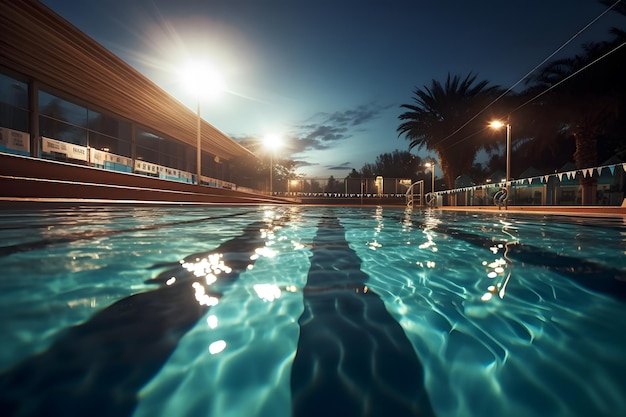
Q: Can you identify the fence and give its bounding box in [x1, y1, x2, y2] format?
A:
[430, 161, 625, 207]
[278, 177, 415, 198]
[276, 161, 625, 207]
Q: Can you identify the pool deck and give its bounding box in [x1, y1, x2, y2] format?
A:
[297, 198, 626, 218]
[433, 205, 626, 218]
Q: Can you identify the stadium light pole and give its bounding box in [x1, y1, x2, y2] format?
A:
[489, 120, 511, 187]
[263, 134, 282, 195]
[424, 161, 436, 194]
[425, 160, 437, 206]
[196, 100, 202, 184]
[180, 60, 225, 185]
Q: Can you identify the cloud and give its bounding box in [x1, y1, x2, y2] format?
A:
[305, 125, 349, 142]
[293, 102, 390, 153]
[293, 160, 318, 168]
[326, 162, 352, 170]
[289, 136, 331, 153]
[231, 102, 392, 174]
[327, 104, 386, 126]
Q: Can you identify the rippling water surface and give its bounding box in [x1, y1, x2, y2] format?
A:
[0, 205, 624, 417]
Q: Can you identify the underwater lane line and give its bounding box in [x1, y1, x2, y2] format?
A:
[397, 212, 626, 301]
[0, 215, 278, 417]
[291, 209, 436, 417]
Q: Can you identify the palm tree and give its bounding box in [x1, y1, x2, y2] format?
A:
[397, 73, 504, 188]
[526, 36, 624, 204]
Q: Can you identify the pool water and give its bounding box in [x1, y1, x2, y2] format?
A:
[0, 205, 624, 417]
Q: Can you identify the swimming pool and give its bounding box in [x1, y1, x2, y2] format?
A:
[0, 205, 624, 417]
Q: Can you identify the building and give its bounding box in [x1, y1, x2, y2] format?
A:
[0, 0, 286, 204]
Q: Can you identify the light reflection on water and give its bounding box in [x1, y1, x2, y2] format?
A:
[0, 206, 624, 417]
[347, 207, 626, 417]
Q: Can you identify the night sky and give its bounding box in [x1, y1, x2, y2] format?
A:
[40, 0, 624, 178]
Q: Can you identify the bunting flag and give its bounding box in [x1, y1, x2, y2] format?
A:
[432, 162, 623, 196]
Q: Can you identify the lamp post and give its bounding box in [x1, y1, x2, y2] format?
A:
[196, 100, 202, 185]
[424, 161, 436, 194]
[269, 152, 273, 195]
[489, 121, 511, 186]
[180, 60, 225, 186]
[425, 161, 437, 206]
[263, 134, 282, 195]
[489, 120, 512, 208]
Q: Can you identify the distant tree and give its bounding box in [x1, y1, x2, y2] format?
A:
[230, 153, 298, 193]
[346, 168, 362, 179]
[324, 175, 342, 193]
[361, 150, 424, 179]
[273, 158, 298, 193]
[469, 162, 490, 185]
[230, 155, 264, 189]
[398, 73, 504, 188]
[361, 163, 376, 178]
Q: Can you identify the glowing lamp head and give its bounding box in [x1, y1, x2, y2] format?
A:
[489, 120, 505, 129]
[180, 60, 226, 100]
[263, 134, 282, 152]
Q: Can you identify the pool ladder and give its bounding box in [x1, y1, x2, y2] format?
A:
[405, 180, 424, 208]
[493, 187, 509, 210]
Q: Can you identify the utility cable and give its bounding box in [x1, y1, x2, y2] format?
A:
[432, 0, 623, 149]
[509, 39, 626, 114]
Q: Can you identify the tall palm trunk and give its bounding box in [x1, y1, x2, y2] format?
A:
[573, 130, 598, 205]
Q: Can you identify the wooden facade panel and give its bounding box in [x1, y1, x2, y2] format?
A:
[0, 0, 254, 161]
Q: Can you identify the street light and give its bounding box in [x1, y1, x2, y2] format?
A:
[424, 161, 437, 206]
[180, 60, 225, 185]
[196, 100, 201, 184]
[263, 134, 282, 195]
[489, 120, 512, 208]
[489, 121, 511, 185]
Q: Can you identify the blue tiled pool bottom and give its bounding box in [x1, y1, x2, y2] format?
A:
[0, 206, 624, 417]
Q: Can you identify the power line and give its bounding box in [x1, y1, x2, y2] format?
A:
[435, 0, 623, 149]
[509, 40, 626, 114]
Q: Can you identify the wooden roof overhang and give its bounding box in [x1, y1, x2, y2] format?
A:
[0, 0, 256, 161]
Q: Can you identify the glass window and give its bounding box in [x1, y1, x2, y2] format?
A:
[0, 73, 29, 133]
[0, 72, 28, 108]
[0, 102, 28, 133]
[88, 109, 131, 140]
[39, 90, 87, 127]
[39, 116, 87, 146]
[89, 132, 131, 157]
[136, 128, 194, 172]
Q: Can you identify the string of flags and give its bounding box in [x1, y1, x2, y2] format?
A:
[437, 162, 626, 195]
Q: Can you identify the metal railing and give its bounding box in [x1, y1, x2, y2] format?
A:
[430, 161, 625, 207]
[405, 180, 424, 208]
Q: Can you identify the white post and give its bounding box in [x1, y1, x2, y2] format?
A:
[196, 100, 202, 185]
[269, 153, 273, 195]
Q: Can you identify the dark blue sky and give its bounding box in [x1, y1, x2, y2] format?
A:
[41, 0, 624, 178]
